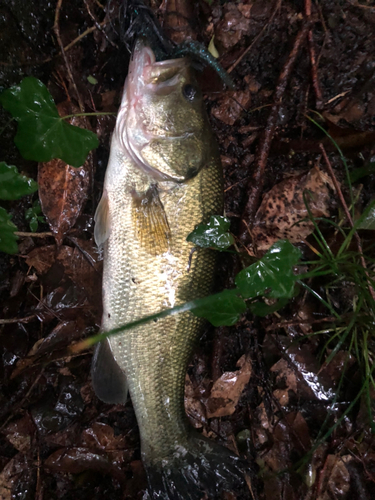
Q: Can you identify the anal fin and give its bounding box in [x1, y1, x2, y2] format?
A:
[132, 184, 171, 256]
[91, 339, 128, 404]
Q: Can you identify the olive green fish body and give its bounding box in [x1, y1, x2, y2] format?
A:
[92, 40, 245, 498]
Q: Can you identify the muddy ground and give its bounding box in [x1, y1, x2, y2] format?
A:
[1, 0, 375, 499]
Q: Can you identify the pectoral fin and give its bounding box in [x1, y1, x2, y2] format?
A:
[94, 190, 111, 248]
[132, 184, 171, 256]
[91, 339, 128, 404]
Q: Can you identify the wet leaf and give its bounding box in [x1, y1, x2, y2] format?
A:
[235, 240, 301, 299]
[211, 89, 252, 125]
[0, 207, 18, 254]
[0, 453, 31, 500]
[214, 3, 251, 50]
[38, 155, 91, 245]
[205, 355, 252, 418]
[187, 215, 234, 250]
[0, 77, 98, 167]
[25, 244, 56, 274]
[44, 447, 126, 481]
[0, 161, 38, 200]
[316, 455, 352, 499]
[251, 167, 333, 252]
[184, 374, 207, 428]
[192, 289, 247, 326]
[81, 422, 126, 451]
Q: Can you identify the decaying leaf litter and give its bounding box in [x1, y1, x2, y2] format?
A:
[1, 0, 375, 498]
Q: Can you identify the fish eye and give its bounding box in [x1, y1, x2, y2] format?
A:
[182, 84, 197, 102]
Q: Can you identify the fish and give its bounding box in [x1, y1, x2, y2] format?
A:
[91, 39, 245, 499]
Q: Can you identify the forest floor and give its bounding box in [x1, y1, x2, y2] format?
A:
[1, 0, 375, 499]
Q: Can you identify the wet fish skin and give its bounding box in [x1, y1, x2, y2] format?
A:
[92, 40, 245, 498]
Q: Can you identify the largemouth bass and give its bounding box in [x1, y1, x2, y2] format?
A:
[92, 40, 245, 499]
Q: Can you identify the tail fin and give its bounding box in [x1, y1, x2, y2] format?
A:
[143, 433, 249, 500]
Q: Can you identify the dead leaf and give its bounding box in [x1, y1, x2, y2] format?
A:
[81, 422, 126, 451]
[44, 447, 126, 482]
[0, 453, 29, 500]
[211, 89, 252, 125]
[316, 455, 352, 500]
[184, 374, 207, 428]
[205, 354, 252, 418]
[25, 245, 56, 274]
[56, 239, 102, 294]
[215, 4, 251, 50]
[26, 240, 101, 299]
[38, 102, 92, 246]
[252, 166, 335, 252]
[3, 414, 34, 452]
[270, 358, 298, 395]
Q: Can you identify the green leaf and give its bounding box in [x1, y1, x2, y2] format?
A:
[0, 207, 18, 254]
[192, 289, 247, 326]
[25, 199, 44, 232]
[0, 161, 38, 200]
[0, 77, 98, 168]
[187, 215, 234, 250]
[87, 75, 98, 85]
[235, 240, 302, 299]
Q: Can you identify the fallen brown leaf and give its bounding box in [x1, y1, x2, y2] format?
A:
[214, 4, 251, 50]
[211, 89, 252, 125]
[205, 354, 252, 418]
[252, 166, 335, 252]
[44, 447, 126, 482]
[316, 455, 352, 500]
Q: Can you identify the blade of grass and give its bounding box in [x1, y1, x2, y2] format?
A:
[306, 112, 354, 218]
[297, 280, 341, 319]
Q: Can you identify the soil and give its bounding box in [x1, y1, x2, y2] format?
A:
[1, 1, 375, 499]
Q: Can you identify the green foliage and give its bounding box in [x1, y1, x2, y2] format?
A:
[0, 161, 38, 200]
[187, 215, 234, 250]
[236, 240, 302, 299]
[0, 207, 18, 254]
[25, 200, 45, 232]
[0, 161, 39, 253]
[0, 77, 98, 168]
[192, 289, 247, 326]
[87, 75, 98, 85]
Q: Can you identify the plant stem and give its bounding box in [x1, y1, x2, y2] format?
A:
[61, 112, 116, 120]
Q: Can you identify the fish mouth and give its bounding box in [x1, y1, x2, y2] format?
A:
[115, 40, 194, 183]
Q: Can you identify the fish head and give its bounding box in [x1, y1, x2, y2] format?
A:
[116, 39, 213, 182]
